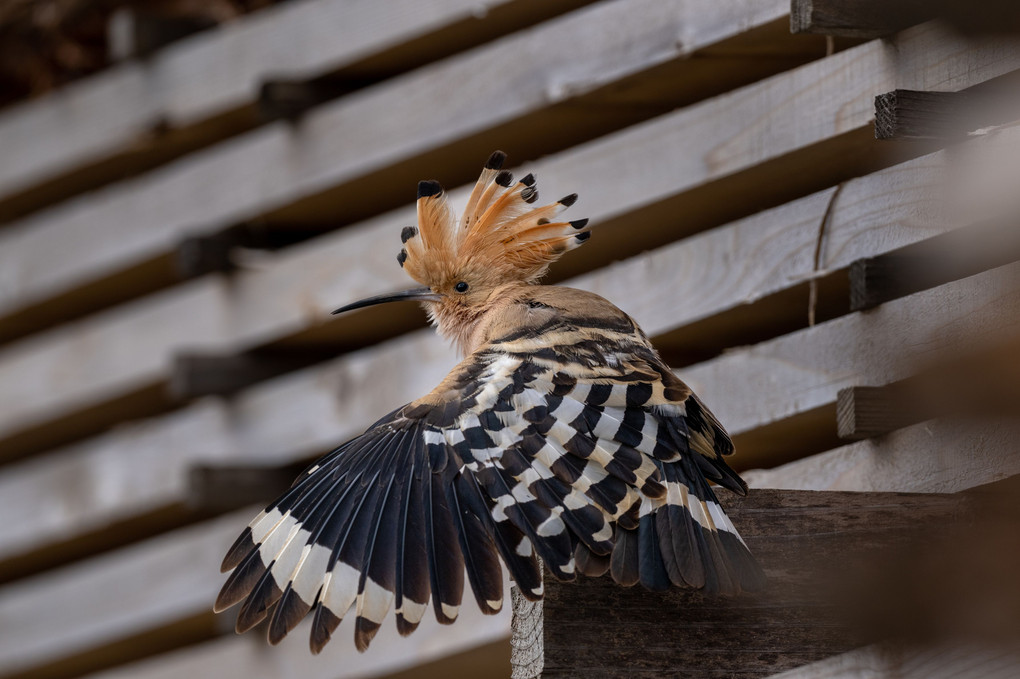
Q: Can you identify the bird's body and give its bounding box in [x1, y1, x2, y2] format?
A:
[215, 152, 765, 653]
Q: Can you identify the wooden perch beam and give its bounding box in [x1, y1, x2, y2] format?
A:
[745, 417, 1020, 494]
[540, 482, 1017, 678]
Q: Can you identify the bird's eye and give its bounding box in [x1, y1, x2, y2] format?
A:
[454, 281, 469, 293]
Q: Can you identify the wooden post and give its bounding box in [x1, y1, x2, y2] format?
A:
[511, 585, 544, 679]
[874, 90, 970, 141]
[538, 486, 1000, 678]
[187, 463, 304, 512]
[258, 78, 361, 122]
[174, 234, 237, 279]
[168, 352, 317, 400]
[836, 385, 921, 440]
[848, 255, 914, 312]
[108, 7, 216, 61]
[848, 220, 1020, 312]
[790, 0, 931, 39]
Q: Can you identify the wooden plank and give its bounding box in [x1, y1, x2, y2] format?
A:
[0, 507, 511, 679]
[541, 487, 976, 678]
[0, 511, 247, 679]
[847, 215, 1020, 312]
[765, 643, 1020, 679]
[743, 418, 1020, 494]
[167, 352, 322, 399]
[791, 0, 932, 38]
[0, 0, 582, 222]
[85, 608, 510, 679]
[0, 279, 233, 460]
[682, 260, 1020, 467]
[874, 89, 971, 141]
[0, 400, 234, 581]
[0, 0, 809, 343]
[835, 385, 922, 440]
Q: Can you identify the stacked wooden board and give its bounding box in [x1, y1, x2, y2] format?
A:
[1, 1, 1018, 678]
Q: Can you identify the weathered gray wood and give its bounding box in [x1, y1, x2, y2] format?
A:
[744, 417, 1020, 494]
[257, 78, 359, 122]
[0, 400, 234, 580]
[541, 487, 975, 678]
[874, 89, 972, 141]
[0, 0, 804, 340]
[107, 6, 214, 60]
[849, 255, 917, 311]
[186, 461, 307, 512]
[0, 508, 511, 679]
[0, 0, 554, 221]
[749, 419, 1020, 678]
[0, 510, 248, 679]
[168, 352, 320, 399]
[0, 280, 234, 460]
[847, 216, 1020, 312]
[87, 605, 510, 679]
[174, 233, 239, 279]
[791, 0, 931, 38]
[835, 385, 923, 440]
[683, 260, 1020, 467]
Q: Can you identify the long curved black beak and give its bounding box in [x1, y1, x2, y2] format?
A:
[331, 286, 441, 315]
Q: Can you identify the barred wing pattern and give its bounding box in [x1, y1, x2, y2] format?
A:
[215, 315, 765, 653]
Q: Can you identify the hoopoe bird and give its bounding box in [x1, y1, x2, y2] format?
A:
[214, 151, 765, 653]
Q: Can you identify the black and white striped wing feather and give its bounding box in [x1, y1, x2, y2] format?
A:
[215, 341, 764, 653]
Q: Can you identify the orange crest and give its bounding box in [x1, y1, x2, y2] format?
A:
[398, 151, 590, 290]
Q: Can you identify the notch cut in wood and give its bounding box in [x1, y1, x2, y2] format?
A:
[258, 78, 367, 122]
[791, 0, 1020, 38]
[790, 0, 931, 39]
[848, 219, 1020, 312]
[836, 384, 924, 440]
[874, 90, 972, 141]
[168, 352, 325, 400]
[187, 462, 307, 512]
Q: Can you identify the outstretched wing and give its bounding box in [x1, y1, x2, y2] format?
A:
[215, 323, 764, 653]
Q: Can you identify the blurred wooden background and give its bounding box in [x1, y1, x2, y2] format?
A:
[0, 1, 1018, 678]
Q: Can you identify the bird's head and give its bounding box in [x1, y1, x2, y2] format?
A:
[333, 151, 590, 345]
